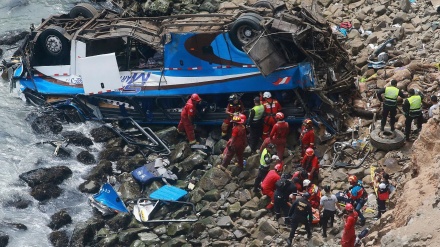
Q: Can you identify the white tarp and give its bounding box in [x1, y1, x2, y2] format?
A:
[77, 53, 122, 95]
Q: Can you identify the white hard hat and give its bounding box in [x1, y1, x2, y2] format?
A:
[271, 155, 280, 161]
[379, 183, 387, 190]
[303, 179, 311, 187]
[263, 92, 271, 99]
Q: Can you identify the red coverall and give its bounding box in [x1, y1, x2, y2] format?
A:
[222, 101, 245, 136]
[260, 120, 289, 159]
[291, 171, 305, 192]
[178, 98, 197, 143]
[261, 169, 280, 207]
[261, 98, 282, 139]
[300, 128, 315, 156]
[306, 184, 321, 209]
[221, 124, 247, 168]
[341, 211, 359, 247]
[301, 155, 320, 181]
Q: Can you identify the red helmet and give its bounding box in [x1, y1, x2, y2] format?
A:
[305, 148, 314, 157]
[191, 93, 202, 102]
[232, 113, 246, 124]
[348, 175, 358, 185]
[275, 112, 284, 120]
[274, 163, 283, 171]
[345, 203, 354, 211]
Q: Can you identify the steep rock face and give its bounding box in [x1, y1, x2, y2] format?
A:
[368, 119, 440, 246]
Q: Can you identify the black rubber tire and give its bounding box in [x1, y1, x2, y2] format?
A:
[370, 128, 405, 151]
[229, 14, 263, 50]
[252, 0, 274, 12]
[69, 3, 99, 18]
[38, 26, 70, 59]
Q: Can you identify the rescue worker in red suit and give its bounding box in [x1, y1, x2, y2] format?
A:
[291, 169, 308, 192]
[260, 91, 282, 140]
[259, 112, 289, 160]
[303, 179, 321, 209]
[301, 148, 320, 184]
[221, 94, 245, 138]
[341, 203, 358, 247]
[177, 94, 201, 144]
[261, 164, 282, 210]
[300, 119, 315, 157]
[221, 113, 248, 169]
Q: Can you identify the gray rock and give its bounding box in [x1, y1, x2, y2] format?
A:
[69, 217, 105, 247]
[240, 209, 253, 219]
[119, 175, 142, 200]
[249, 239, 263, 247]
[211, 241, 230, 247]
[217, 216, 233, 227]
[90, 126, 117, 142]
[78, 179, 100, 194]
[245, 153, 260, 170]
[62, 131, 94, 147]
[252, 209, 268, 219]
[49, 230, 67, 247]
[318, 0, 332, 8]
[99, 147, 124, 161]
[200, 202, 217, 217]
[255, 220, 277, 239]
[116, 155, 146, 172]
[0, 30, 29, 45]
[30, 183, 62, 201]
[198, 167, 232, 191]
[383, 157, 400, 173]
[331, 169, 348, 182]
[106, 213, 132, 231]
[374, 5, 387, 16]
[130, 240, 147, 247]
[77, 150, 96, 165]
[233, 229, 247, 240]
[347, 29, 361, 39]
[153, 225, 167, 235]
[348, 167, 366, 178]
[213, 139, 227, 155]
[87, 160, 113, 181]
[224, 182, 239, 192]
[31, 114, 63, 135]
[227, 202, 241, 217]
[178, 152, 207, 174]
[156, 127, 179, 147]
[190, 187, 205, 203]
[96, 233, 118, 246]
[400, 0, 411, 13]
[48, 210, 72, 230]
[234, 189, 252, 204]
[203, 189, 221, 201]
[351, 39, 365, 55]
[138, 232, 160, 245]
[162, 237, 188, 247]
[167, 222, 191, 236]
[118, 228, 148, 245]
[2, 197, 32, 209]
[170, 142, 192, 163]
[393, 12, 409, 24]
[242, 197, 259, 210]
[19, 166, 72, 187]
[208, 227, 230, 240]
[199, 0, 220, 12]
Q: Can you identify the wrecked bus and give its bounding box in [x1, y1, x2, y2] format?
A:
[9, 2, 356, 130]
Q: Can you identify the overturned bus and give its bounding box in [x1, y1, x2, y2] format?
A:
[9, 1, 356, 131]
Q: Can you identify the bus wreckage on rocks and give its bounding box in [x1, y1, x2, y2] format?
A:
[10, 1, 356, 131]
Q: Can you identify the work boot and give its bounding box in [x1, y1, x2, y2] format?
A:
[307, 233, 312, 239]
[176, 129, 185, 136]
[286, 238, 292, 246]
[322, 232, 327, 238]
[359, 219, 366, 226]
[266, 202, 274, 210]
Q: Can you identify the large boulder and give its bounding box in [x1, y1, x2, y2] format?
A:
[19, 166, 72, 187]
[198, 167, 232, 191]
[78, 179, 101, 194]
[118, 173, 142, 200]
[106, 212, 132, 231]
[49, 230, 68, 247]
[90, 126, 117, 142]
[86, 160, 113, 181]
[0, 30, 29, 45]
[31, 115, 63, 135]
[68, 217, 105, 247]
[176, 151, 207, 174]
[30, 183, 62, 201]
[99, 147, 124, 161]
[116, 156, 146, 172]
[169, 142, 192, 163]
[48, 210, 72, 230]
[76, 150, 96, 165]
[61, 131, 93, 147]
[156, 127, 179, 146]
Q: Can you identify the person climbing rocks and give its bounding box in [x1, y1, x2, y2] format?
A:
[301, 148, 320, 184]
[341, 203, 358, 247]
[286, 192, 313, 246]
[303, 179, 321, 209]
[300, 118, 314, 157]
[319, 185, 341, 238]
[220, 113, 248, 170]
[347, 175, 367, 226]
[377, 79, 406, 131]
[260, 91, 282, 140]
[374, 183, 390, 219]
[261, 163, 282, 210]
[253, 143, 276, 193]
[177, 93, 201, 144]
[274, 173, 297, 224]
[221, 93, 245, 138]
[291, 168, 308, 192]
[403, 88, 423, 141]
[259, 112, 289, 160]
[247, 96, 264, 153]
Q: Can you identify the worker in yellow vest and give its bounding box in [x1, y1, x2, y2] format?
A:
[247, 96, 264, 153]
[402, 88, 423, 141]
[377, 79, 406, 131]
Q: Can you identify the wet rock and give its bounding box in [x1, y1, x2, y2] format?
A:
[217, 216, 233, 227]
[213, 139, 227, 155]
[78, 179, 101, 193]
[198, 167, 232, 191]
[96, 233, 118, 247]
[48, 210, 72, 230]
[116, 155, 146, 172]
[167, 222, 191, 236]
[31, 115, 63, 135]
[30, 183, 62, 201]
[69, 217, 105, 247]
[190, 187, 205, 203]
[19, 166, 72, 187]
[90, 126, 117, 142]
[177, 151, 207, 174]
[61, 131, 94, 147]
[77, 150, 96, 165]
[87, 160, 113, 181]
[106, 213, 131, 231]
[156, 127, 179, 146]
[227, 201, 241, 217]
[3, 197, 32, 209]
[118, 228, 147, 245]
[1, 222, 27, 231]
[0, 30, 29, 45]
[49, 230, 68, 247]
[138, 232, 160, 245]
[118, 174, 142, 200]
[170, 142, 192, 163]
[99, 147, 124, 161]
[162, 237, 188, 246]
[208, 227, 231, 240]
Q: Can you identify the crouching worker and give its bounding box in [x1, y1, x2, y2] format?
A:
[274, 173, 297, 223]
[253, 143, 276, 193]
[221, 114, 247, 170]
[286, 192, 313, 246]
[261, 164, 282, 210]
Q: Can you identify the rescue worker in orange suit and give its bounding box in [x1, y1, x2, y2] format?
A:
[301, 148, 320, 184]
[347, 175, 367, 226]
[260, 91, 282, 140]
[222, 94, 245, 138]
[259, 112, 289, 160]
[300, 118, 314, 157]
[286, 192, 313, 246]
[377, 79, 406, 132]
[247, 96, 264, 153]
[291, 169, 308, 192]
[341, 203, 358, 247]
[177, 93, 201, 144]
[261, 164, 282, 210]
[303, 179, 321, 209]
[221, 113, 248, 169]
